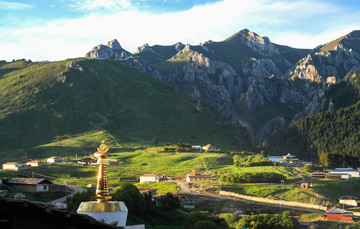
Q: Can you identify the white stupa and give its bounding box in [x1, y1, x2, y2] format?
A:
[77, 141, 128, 226]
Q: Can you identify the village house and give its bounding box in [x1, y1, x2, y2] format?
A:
[77, 157, 96, 165]
[140, 174, 164, 183]
[282, 153, 298, 164]
[326, 207, 354, 221]
[300, 182, 312, 189]
[7, 178, 65, 194]
[202, 144, 216, 151]
[310, 171, 326, 179]
[329, 168, 360, 178]
[186, 170, 212, 182]
[325, 174, 342, 180]
[47, 157, 63, 164]
[26, 160, 44, 167]
[339, 196, 360, 207]
[2, 162, 19, 171]
[191, 145, 202, 150]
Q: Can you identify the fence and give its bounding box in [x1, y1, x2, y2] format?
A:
[218, 190, 328, 211]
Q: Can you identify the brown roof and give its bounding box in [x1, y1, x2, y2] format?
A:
[7, 178, 52, 185]
[188, 175, 212, 179]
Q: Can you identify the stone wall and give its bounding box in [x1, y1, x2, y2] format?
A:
[218, 190, 328, 211]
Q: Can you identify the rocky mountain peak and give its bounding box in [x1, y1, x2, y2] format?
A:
[225, 29, 279, 56]
[225, 29, 269, 45]
[107, 39, 122, 50]
[135, 43, 155, 54]
[174, 42, 185, 52]
[85, 39, 131, 60]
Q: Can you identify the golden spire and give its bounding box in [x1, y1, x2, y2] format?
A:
[95, 141, 111, 202]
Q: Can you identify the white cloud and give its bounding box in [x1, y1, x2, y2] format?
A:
[0, 1, 32, 10]
[1, 0, 360, 61]
[68, 0, 133, 11]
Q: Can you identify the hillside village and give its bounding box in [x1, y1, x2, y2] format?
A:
[2, 140, 360, 228]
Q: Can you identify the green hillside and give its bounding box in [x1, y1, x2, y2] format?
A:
[0, 59, 249, 162]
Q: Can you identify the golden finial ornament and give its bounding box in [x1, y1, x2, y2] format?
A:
[95, 140, 111, 202]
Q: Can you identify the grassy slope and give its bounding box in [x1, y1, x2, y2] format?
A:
[0, 59, 249, 161]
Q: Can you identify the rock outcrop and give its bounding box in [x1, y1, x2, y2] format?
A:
[85, 39, 131, 60]
[84, 29, 360, 142]
[289, 30, 360, 82]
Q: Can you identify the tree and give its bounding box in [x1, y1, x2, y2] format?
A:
[192, 220, 219, 229]
[64, 188, 96, 212]
[158, 193, 180, 210]
[112, 183, 146, 215]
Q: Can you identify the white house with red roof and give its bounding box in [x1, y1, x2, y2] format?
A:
[186, 170, 213, 182]
[202, 144, 216, 151]
[26, 160, 44, 167]
[140, 174, 161, 183]
[47, 157, 63, 164]
[2, 162, 19, 171]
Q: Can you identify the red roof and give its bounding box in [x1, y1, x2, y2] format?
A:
[3, 162, 17, 165]
[27, 161, 40, 163]
[141, 174, 159, 177]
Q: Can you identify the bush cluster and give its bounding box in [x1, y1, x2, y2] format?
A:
[220, 172, 286, 183]
[233, 155, 272, 167]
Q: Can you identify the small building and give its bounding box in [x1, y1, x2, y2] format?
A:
[140, 174, 161, 183]
[339, 196, 360, 207]
[7, 178, 53, 193]
[282, 153, 298, 163]
[77, 158, 96, 165]
[119, 177, 138, 182]
[47, 157, 63, 164]
[301, 182, 312, 189]
[329, 168, 360, 178]
[2, 162, 19, 171]
[326, 207, 353, 221]
[310, 171, 326, 179]
[325, 174, 342, 180]
[26, 160, 44, 167]
[186, 170, 212, 182]
[191, 145, 202, 150]
[202, 144, 216, 151]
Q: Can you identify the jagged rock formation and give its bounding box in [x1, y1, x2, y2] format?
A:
[85, 39, 132, 60]
[84, 29, 360, 142]
[289, 30, 360, 83]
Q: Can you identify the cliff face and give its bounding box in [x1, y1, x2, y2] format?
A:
[84, 29, 360, 142]
[85, 39, 132, 60]
[289, 30, 360, 83]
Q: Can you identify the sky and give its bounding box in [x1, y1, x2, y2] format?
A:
[1, 0, 360, 61]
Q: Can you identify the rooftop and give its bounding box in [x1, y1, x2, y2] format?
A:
[7, 178, 52, 185]
[140, 174, 159, 177]
[3, 162, 17, 165]
[327, 207, 345, 214]
[27, 160, 41, 163]
[332, 168, 359, 172]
